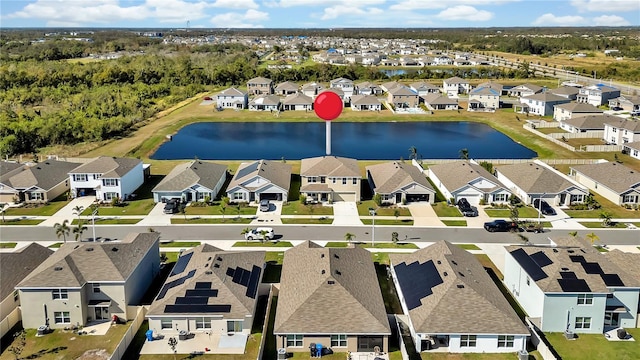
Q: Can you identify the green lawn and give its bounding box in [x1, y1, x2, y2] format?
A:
[72, 218, 141, 225]
[457, 244, 481, 250]
[280, 201, 333, 215]
[48, 242, 63, 248]
[281, 218, 333, 224]
[371, 252, 390, 265]
[579, 222, 630, 229]
[324, 241, 418, 249]
[357, 200, 411, 216]
[564, 193, 640, 219]
[171, 217, 253, 224]
[232, 241, 293, 247]
[186, 204, 256, 216]
[81, 200, 155, 216]
[0, 219, 44, 225]
[3, 197, 69, 216]
[546, 328, 640, 360]
[160, 252, 179, 263]
[361, 219, 414, 225]
[159, 241, 201, 247]
[485, 206, 540, 218]
[421, 353, 537, 359]
[0, 242, 17, 248]
[442, 220, 467, 226]
[432, 202, 463, 217]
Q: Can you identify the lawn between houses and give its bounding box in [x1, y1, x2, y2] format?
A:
[545, 328, 640, 360]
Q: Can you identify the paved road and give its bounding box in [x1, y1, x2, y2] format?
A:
[1, 224, 639, 246]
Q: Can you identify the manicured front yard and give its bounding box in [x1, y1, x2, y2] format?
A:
[457, 244, 481, 250]
[3, 197, 69, 216]
[564, 193, 640, 219]
[0, 242, 17, 248]
[280, 200, 333, 215]
[361, 219, 414, 225]
[357, 200, 411, 216]
[81, 200, 156, 216]
[324, 242, 418, 249]
[432, 202, 463, 217]
[171, 217, 253, 224]
[72, 218, 141, 225]
[545, 328, 640, 360]
[579, 222, 631, 229]
[186, 204, 256, 216]
[442, 220, 467, 226]
[0, 219, 44, 225]
[485, 206, 540, 218]
[281, 218, 333, 224]
[159, 241, 201, 247]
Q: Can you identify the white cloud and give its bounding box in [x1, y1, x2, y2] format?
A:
[571, 0, 640, 13]
[320, 5, 384, 20]
[436, 5, 493, 21]
[211, 0, 259, 9]
[210, 9, 269, 27]
[146, 0, 211, 22]
[592, 15, 630, 26]
[269, 0, 386, 7]
[390, 0, 519, 11]
[7, 0, 150, 25]
[532, 13, 586, 26]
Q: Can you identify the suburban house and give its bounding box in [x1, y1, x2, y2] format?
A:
[350, 95, 382, 111]
[603, 118, 640, 145]
[467, 87, 500, 111]
[508, 83, 543, 98]
[553, 102, 603, 122]
[422, 93, 458, 111]
[388, 85, 419, 109]
[410, 82, 440, 97]
[216, 87, 248, 110]
[442, 77, 470, 97]
[68, 156, 144, 202]
[494, 160, 588, 207]
[0, 159, 80, 203]
[504, 237, 640, 333]
[570, 162, 640, 206]
[0, 243, 53, 338]
[427, 161, 511, 206]
[301, 82, 324, 98]
[146, 245, 264, 351]
[227, 160, 292, 203]
[282, 93, 314, 111]
[381, 81, 403, 93]
[247, 77, 274, 95]
[476, 81, 506, 95]
[274, 241, 391, 354]
[549, 86, 580, 100]
[609, 95, 640, 113]
[623, 141, 640, 161]
[248, 95, 281, 112]
[390, 241, 529, 353]
[152, 160, 227, 203]
[559, 114, 620, 133]
[355, 82, 383, 96]
[16, 232, 160, 329]
[330, 77, 355, 99]
[320, 88, 346, 104]
[577, 84, 620, 107]
[275, 81, 299, 96]
[300, 156, 361, 202]
[366, 161, 436, 204]
[518, 93, 571, 116]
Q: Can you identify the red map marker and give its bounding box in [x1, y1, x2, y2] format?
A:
[314, 91, 343, 121]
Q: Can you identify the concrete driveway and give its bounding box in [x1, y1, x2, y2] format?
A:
[407, 203, 444, 226]
[38, 197, 96, 227]
[332, 202, 362, 226]
[137, 202, 172, 226]
[252, 201, 282, 225]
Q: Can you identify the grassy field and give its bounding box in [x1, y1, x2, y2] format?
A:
[324, 241, 418, 249]
[72, 218, 141, 225]
[159, 241, 201, 247]
[579, 222, 633, 229]
[280, 201, 333, 215]
[357, 201, 412, 216]
[442, 220, 467, 226]
[432, 202, 463, 217]
[232, 241, 293, 247]
[361, 219, 414, 226]
[564, 193, 640, 219]
[457, 244, 481, 250]
[545, 328, 640, 360]
[186, 204, 257, 216]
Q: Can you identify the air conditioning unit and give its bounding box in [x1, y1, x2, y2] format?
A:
[277, 348, 287, 360]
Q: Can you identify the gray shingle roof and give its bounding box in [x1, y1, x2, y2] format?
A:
[605, 250, 640, 284]
[1, 160, 80, 191]
[522, 92, 568, 103]
[228, 160, 292, 193]
[571, 162, 640, 194]
[282, 93, 313, 105]
[0, 161, 23, 175]
[513, 83, 543, 93]
[422, 93, 457, 105]
[247, 77, 273, 85]
[495, 162, 583, 194]
[147, 244, 264, 319]
[443, 76, 468, 84]
[366, 161, 434, 194]
[0, 243, 53, 299]
[604, 118, 640, 132]
[562, 114, 618, 130]
[477, 81, 504, 92]
[249, 95, 281, 106]
[469, 87, 500, 96]
[549, 86, 580, 96]
[428, 161, 507, 194]
[17, 232, 159, 288]
[554, 102, 602, 113]
[68, 157, 141, 178]
[274, 241, 390, 335]
[388, 86, 418, 96]
[218, 87, 247, 96]
[410, 82, 439, 91]
[275, 81, 299, 92]
[389, 241, 528, 335]
[152, 160, 227, 193]
[350, 94, 381, 106]
[300, 156, 360, 178]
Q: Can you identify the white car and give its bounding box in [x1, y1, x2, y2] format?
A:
[244, 227, 275, 241]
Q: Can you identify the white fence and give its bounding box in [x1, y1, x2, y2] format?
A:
[549, 131, 604, 139]
[528, 120, 561, 128]
[109, 306, 147, 360]
[256, 284, 276, 360]
[414, 158, 602, 166]
[394, 315, 410, 360]
[523, 124, 577, 151]
[0, 307, 21, 339]
[581, 145, 624, 152]
[525, 318, 558, 360]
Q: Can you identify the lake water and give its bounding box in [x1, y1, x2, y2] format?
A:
[151, 121, 537, 160]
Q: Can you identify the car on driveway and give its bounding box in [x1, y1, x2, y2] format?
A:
[244, 227, 275, 241]
[484, 219, 519, 232]
[533, 199, 556, 215]
[259, 199, 271, 212]
[457, 198, 478, 217]
[163, 199, 180, 214]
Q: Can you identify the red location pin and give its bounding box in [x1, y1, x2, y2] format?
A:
[314, 91, 343, 121]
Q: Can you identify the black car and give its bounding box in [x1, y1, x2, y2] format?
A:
[484, 219, 519, 232]
[533, 199, 556, 215]
[163, 199, 180, 214]
[457, 198, 478, 217]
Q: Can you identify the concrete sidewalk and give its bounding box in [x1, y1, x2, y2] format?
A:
[408, 203, 444, 226]
[38, 197, 96, 227]
[252, 201, 282, 225]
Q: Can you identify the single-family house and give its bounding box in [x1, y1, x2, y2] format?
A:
[609, 95, 640, 113]
[301, 82, 324, 98]
[467, 87, 500, 111]
[410, 82, 440, 97]
[559, 114, 620, 133]
[420, 93, 458, 111]
[319, 88, 347, 104]
[355, 82, 383, 96]
[69, 156, 144, 202]
[476, 81, 506, 95]
[549, 86, 580, 100]
[247, 77, 274, 95]
[146, 245, 264, 351]
[504, 237, 640, 333]
[216, 87, 248, 110]
[248, 95, 281, 112]
[350, 95, 382, 111]
[388, 85, 419, 109]
[227, 160, 291, 203]
[427, 161, 511, 206]
[390, 241, 529, 353]
[508, 83, 543, 98]
[0, 160, 80, 203]
[282, 93, 314, 111]
[553, 102, 603, 122]
[366, 161, 435, 204]
[300, 156, 361, 202]
[570, 162, 640, 206]
[274, 241, 391, 353]
[494, 160, 588, 207]
[0, 243, 53, 338]
[603, 118, 640, 145]
[16, 232, 160, 329]
[152, 160, 227, 203]
[519, 93, 571, 116]
[577, 84, 620, 107]
[275, 81, 299, 96]
[330, 77, 355, 99]
[623, 141, 640, 160]
[381, 81, 403, 93]
[442, 77, 470, 97]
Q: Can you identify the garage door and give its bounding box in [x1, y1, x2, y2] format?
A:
[407, 194, 430, 202]
[333, 192, 356, 202]
[457, 194, 481, 206]
[260, 193, 281, 201]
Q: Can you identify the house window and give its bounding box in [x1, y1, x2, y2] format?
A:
[286, 335, 303, 347]
[227, 320, 243, 332]
[308, 177, 317, 183]
[320, 177, 326, 183]
[498, 335, 515, 348]
[30, 192, 44, 201]
[342, 178, 347, 185]
[160, 319, 172, 329]
[52, 289, 68, 300]
[493, 193, 508, 202]
[92, 283, 101, 293]
[102, 178, 118, 187]
[331, 334, 347, 347]
[526, 277, 530, 286]
[381, 194, 390, 201]
[352, 178, 358, 185]
[232, 192, 244, 200]
[54, 311, 70, 324]
[195, 317, 212, 329]
[577, 294, 593, 305]
[623, 195, 638, 204]
[13, 290, 19, 302]
[633, 150, 639, 157]
[73, 174, 88, 182]
[460, 335, 477, 347]
[575, 317, 591, 329]
[104, 192, 118, 201]
[332, 178, 336, 184]
[570, 194, 584, 203]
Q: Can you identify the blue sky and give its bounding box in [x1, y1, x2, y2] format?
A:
[1, 0, 639, 28]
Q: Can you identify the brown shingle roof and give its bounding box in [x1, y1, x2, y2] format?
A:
[274, 241, 390, 335]
[247, 77, 273, 85]
[0, 243, 53, 299]
[366, 161, 434, 194]
[562, 114, 618, 130]
[605, 250, 640, 283]
[554, 102, 602, 113]
[282, 93, 313, 105]
[428, 161, 507, 194]
[218, 87, 247, 96]
[422, 93, 457, 105]
[1, 160, 80, 191]
[152, 160, 227, 193]
[495, 162, 584, 194]
[571, 162, 640, 194]
[522, 92, 568, 103]
[228, 160, 292, 193]
[69, 157, 141, 178]
[350, 94, 381, 106]
[300, 156, 360, 178]
[389, 241, 528, 335]
[604, 118, 640, 132]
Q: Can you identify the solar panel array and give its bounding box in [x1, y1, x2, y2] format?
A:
[170, 252, 193, 277]
[235, 161, 259, 180]
[228, 265, 262, 299]
[394, 260, 443, 310]
[510, 248, 548, 281]
[157, 269, 197, 300]
[164, 280, 231, 314]
[568, 253, 625, 287]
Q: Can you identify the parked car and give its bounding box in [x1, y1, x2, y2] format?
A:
[244, 227, 275, 241]
[484, 219, 519, 232]
[457, 198, 477, 217]
[259, 199, 271, 212]
[163, 199, 180, 214]
[533, 199, 556, 215]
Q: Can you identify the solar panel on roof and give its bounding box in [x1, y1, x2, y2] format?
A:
[560, 271, 577, 279]
[558, 278, 591, 292]
[185, 289, 218, 297]
[226, 267, 235, 277]
[235, 161, 259, 179]
[530, 251, 553, 267]
[195, 282, 212, 289]
[175, 296, 208, 304]
[394, 260, 443, 310]
[582, 262, 603, 274]
[245, 265, 261, 299]
[569, 255, 585, 263]
[601, 274, 624, 287]
[164, 304, 231, 313]
[511, 249, 548, 281]
[156, 269, 197, 300]
[170, 252, 193, 276]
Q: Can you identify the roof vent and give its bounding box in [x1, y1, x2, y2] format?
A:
[452, 260, 458, 266]
[54, 266, 63, 271]
[216, 257, 222, 261]
[86, 247, 94, 252]
[458, 272, 465, 277]
[213, 264, 220, 268]
[36, 166, 41, 170]
[457, 284, 465, 289]
[111, 247, 119, 252]
[208, 257, 212, 261]
[552, 249, 559, 253]
[45, 161, 50, 165]
[328, 280, 335, 285]
[561, 267, 570, 271]
[334, 254, 339, 259]
[205, 271, 213, 275]
[443, 272, 448, 276]
[321, 270, 325, 274]
[335, 270, 341, 276]
[567, 250, 575, 254]
[436, 260, 441, 264]
[205, 263, 209, 268]
[321, 254, 325, 258]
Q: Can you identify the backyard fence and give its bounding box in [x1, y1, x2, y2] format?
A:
[527, 120, 561, 128]
[548, 131, 604, 139]
[523, 124, 577, 151]
[256, 284, 277, 360]
[394, 315, 410, 360]
[0, 307, 20, 339]
[109, 306, 147, 360]
[414, 158, 602, 166]
[525, 317, 558, 360]
[580, 144, 624, 152]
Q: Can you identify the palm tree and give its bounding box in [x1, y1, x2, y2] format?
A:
[72, 205, 84, 223]
[459, 148, 470, 160]
[391, 231, 399, 244]
[259, 229, 269, 243]
[344, 232, 355, 244]
[393, 209, 400, 221]
[220, 204, 226, 220]
[599, 211, 612, 227]
[73, 221, 88, 242]
[0, 203, 6, 223]
[241, 227, 252, 244]
[408, 146, 418, 160]
[586, 232, 600, 246]
[54, 220, 71, 244]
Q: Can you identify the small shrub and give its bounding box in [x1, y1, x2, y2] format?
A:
[479, 198, 487, 206]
